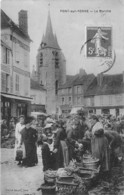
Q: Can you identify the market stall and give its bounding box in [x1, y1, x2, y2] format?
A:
[38, 155, 100, 195]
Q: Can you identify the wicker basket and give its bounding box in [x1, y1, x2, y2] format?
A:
[40, 183, 56, 195]
[56, 179, 78, 195]
[44, 170, 57, 184]
[82, 158, 99, 170]
[44, 174, 56, 183]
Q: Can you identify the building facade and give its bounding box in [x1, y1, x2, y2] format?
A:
[32, 11, 66, 114]
[1, 9, 32, 120]
[84, 73, 124, 116]
[57, 69, 95, 115]
[30, 79, 46, 112]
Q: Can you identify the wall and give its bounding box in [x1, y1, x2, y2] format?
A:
[85, 93, 124, 116]
[30, 89, 46, 105]
[37, 47, 66, 114]
[58, 85, 86, 108]
[1, 41, 12, 93]
[94, 94, 124, 107]
[1, 29, 30, 98]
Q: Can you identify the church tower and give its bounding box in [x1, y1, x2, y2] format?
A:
[36, 11, 66, 114]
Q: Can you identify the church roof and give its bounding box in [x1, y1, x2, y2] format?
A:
[1, 9, 32, 42]
[40, 11, 61, 50]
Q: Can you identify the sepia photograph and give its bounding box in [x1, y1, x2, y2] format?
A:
[1, 0, 124, 194]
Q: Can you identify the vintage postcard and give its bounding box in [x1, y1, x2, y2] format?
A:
[1, 0, 124, 195]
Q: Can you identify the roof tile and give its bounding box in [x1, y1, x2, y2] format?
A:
[85, 74, 124, 96]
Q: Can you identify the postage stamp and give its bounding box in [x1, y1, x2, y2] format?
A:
[86, 26, 112, 58]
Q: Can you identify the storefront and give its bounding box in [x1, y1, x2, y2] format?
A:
[1, 98, 11, 121]
[87, 106, 124, 117]
[31, 104, 46, 113]
[1, 93, 32, 121]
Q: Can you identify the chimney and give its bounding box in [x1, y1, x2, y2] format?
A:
[18, 10, 28, 34]
[79, 68, 87, 77]
[97, 73, 103, 86]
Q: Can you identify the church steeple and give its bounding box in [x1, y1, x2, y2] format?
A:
[36, 6, 66, 114]
[40, 11, 60, 50]
[45, 11, 54, 38]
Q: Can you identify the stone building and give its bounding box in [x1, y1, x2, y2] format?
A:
[33, 11, 66, 114]
[30, 79, 46, 112]
[1, 9, 32, 120]
[57, 69, 95, 115]
[84, 72, 124, 116]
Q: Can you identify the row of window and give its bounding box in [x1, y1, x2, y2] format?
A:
[2, 46, 10, 64]
[59, 88, 72, 95]
[60, 93, 123, 107]
[1, 72, 30, 95]
[61, 95, 123, 107]
[61, 96, 82, 105]
[1, 72, 19, 92]
[61, 96, 72, 105]
[59, 85, 83, 95]
[2, 43, 29, 67]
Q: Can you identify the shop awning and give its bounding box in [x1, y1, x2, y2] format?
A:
[1, 93, 33, 101]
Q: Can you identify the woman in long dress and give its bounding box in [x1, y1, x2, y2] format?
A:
[23, 116, 38, 167]
[53, 120, 69, 169]
[14, 115, 26, 165]
[90, 115, 110, 172]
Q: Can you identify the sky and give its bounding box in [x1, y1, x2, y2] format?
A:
[1, 0, 124, 75]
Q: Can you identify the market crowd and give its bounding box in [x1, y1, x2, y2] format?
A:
[1, 111, 124, 172]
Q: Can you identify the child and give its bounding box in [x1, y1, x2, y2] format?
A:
[38, 135, 52, 171]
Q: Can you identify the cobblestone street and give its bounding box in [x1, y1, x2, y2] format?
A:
[1, 148, 44, 195]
